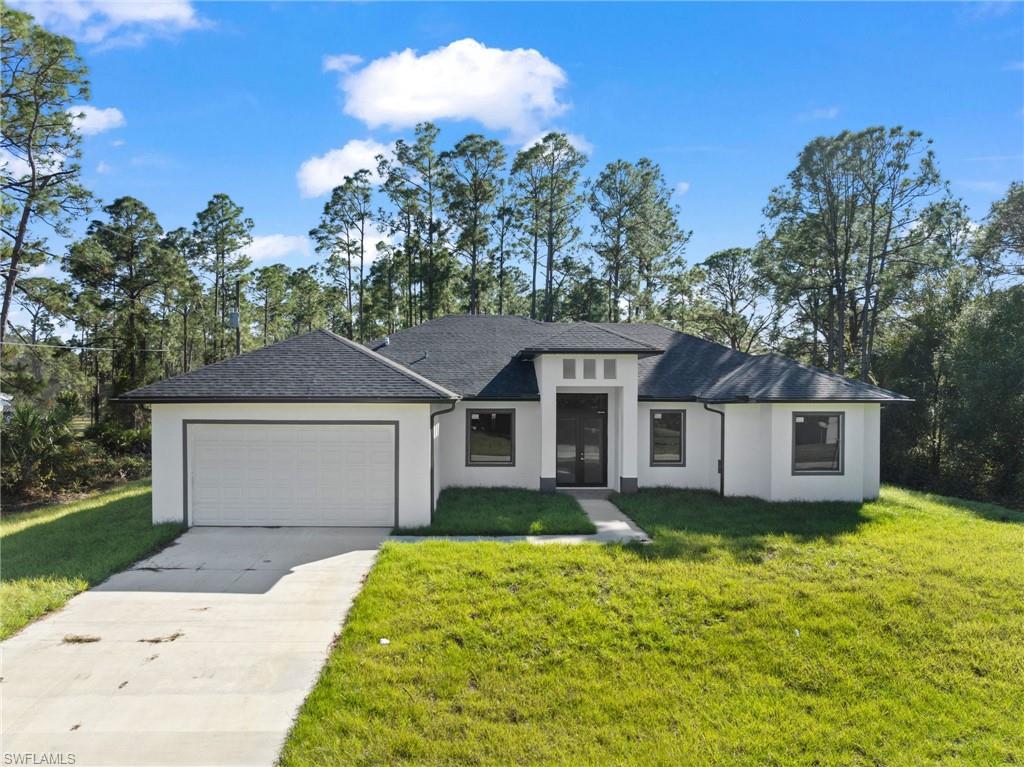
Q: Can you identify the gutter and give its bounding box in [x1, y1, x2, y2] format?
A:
[429, 400, 458, 521]
[702, 402, 726, 496]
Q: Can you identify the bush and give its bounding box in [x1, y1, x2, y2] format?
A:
[83, 421, 151, 456]
[1, 407, 151, 501]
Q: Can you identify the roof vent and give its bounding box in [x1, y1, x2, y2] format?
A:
[383, 335, 390, 346]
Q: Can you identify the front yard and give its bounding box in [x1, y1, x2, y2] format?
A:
[397, 487, 596, 535]
[0, 481, 183, 639]
[281, 486, 1023, 766]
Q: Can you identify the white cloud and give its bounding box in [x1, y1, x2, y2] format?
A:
[96, 161, 112, 174]
[323, 54, 363, 74]
[111, 138, 126, 148]
[798, 106, 840, 121]
[248, 234, 312, 263]
[69, 105, 125, 135]
[296, 138, 392, 198]
[519, 131, 593, 154]
[1002, 61, 1024, 71]
[1, 148, 32, 179]
[675, 181, 691, 196]
[334, 38, 569, 138]
[14, 0, 202, 46]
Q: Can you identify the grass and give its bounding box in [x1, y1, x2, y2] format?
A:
[0, 480, 183, 639]
[280, 486, 1024, 767]
[396, 487, 596, 536]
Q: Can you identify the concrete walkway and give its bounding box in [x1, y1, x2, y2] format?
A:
[2, 526, 388, 767]
[391, 491, 650, 545]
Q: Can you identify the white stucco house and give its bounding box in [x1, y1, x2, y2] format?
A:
[121, 315, 910, 528]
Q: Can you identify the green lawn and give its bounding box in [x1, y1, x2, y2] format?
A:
[0, 481, 183, 639]
[281, 486, 1023, 766]
[396, 487, 596, 535]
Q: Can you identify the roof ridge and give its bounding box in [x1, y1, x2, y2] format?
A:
[582, 321, 661, 350]
[317, 328, 460, 399]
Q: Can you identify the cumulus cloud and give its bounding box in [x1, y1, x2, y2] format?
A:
[296, 138, 392, 198]
[69, 105, 126, 135]
[15, 0, 203, 46]
[323, 53, 363, 73]
[96, 161, 113, 174]
[333, 38, 569, 138]
[248, 234, 312, 263]
[519, 131, 593, 154]
[675, 181, 691, 196]
[798, 106, 840, 121]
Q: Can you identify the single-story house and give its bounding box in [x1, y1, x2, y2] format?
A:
[121, 315, 910, 528]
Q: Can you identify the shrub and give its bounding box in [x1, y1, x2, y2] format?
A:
[83, 421, 151, 456]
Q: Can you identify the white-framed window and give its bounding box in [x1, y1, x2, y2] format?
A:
[603, 359, 617, 379]
[583, 359, 597, 379]
[563, 359, 576, 379]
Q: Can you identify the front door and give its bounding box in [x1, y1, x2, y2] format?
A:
[556, 393, 608, 487]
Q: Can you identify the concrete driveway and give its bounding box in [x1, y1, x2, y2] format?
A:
[2, 526, 389, 767]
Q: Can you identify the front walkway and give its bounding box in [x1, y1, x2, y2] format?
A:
[2, 526, 388, 767]
[391, 491, 651, 545]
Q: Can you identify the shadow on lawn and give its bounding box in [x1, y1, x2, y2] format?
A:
[613, 488, 869, 563]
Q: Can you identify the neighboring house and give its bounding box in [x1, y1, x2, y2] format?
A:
[121, 315, 910, 528]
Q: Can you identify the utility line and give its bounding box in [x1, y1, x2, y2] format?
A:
[1, 340, 169, 352]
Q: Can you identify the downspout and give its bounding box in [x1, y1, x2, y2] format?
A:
[703, 403, 726, 496]
[429, 400, 457, 521]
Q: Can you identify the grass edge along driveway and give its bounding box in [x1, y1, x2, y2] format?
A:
[281, 486, 1023, 767]
[1, 481, 183, 639]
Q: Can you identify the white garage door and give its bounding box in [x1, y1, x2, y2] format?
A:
[187, 422, 395, 526]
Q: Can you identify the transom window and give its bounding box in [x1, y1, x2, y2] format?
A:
[603, 359, 617, 379]
[650, 409, 685, 465]
[562, 359, 576, 379]
[583, 359, 597, 379]
[466, 409, 515, 466]
[792, 412, 844, 475]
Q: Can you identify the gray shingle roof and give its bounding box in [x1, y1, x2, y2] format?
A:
[517, 321, 662, 356]
[123, 316, 910, 404]
[120, 329, 456, 402]
[367, 315, 544, 399]
[371, 316, 910, 402]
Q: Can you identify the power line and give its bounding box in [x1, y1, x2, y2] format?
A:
[1, 340, 169, 352]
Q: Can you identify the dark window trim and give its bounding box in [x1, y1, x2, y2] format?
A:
[791, 411, 845, 476]
[649, 408, 686, 466]
[465, 408, 516, 467]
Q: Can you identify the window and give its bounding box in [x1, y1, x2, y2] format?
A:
[562, 359, 576, 379]
[466, 409, 515, 466]
[792, 412, 844, 475]
[583, 359, 597, 379]
[603, 359, 617, 379]
[650, 410, 685, 465]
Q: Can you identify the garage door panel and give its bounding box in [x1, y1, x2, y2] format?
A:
[188, 423, 395, 527]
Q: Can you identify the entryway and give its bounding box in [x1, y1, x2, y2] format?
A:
[556, 393, 608, 487]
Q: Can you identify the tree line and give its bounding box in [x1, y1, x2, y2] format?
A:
[2, 6, 1021, 505]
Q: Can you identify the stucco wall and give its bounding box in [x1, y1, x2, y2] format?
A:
[636, 402, 721, 491]
[718, 402, 881, 502]
[433, 400, 541, 492]
[151, 402, 433, 528]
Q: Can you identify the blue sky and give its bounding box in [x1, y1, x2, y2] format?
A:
[19, 1, 1024, 270]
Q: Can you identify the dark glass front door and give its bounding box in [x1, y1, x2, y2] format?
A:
[555, 394, 608, 487]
